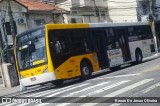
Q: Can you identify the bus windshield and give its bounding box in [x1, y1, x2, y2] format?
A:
[16, 27, 47, 70]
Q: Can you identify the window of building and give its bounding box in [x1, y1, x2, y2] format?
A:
[72, 11, 78, 14]
[71, 18, 77, 23]
[142, 4, 148, 15]
[34, 19, 45, 26]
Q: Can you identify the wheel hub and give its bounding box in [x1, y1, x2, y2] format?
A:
[138, 53, 141, 61]
[83, 66, 89, 75]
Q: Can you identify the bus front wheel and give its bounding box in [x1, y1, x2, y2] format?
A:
[80, 62, 92, 80]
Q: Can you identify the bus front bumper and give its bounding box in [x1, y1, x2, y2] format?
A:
[20, 72, 57, 87]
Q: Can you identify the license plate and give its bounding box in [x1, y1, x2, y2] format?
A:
[30, 77, 36, 81]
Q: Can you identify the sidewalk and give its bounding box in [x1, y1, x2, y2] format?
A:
[0, 86, 20, 96]
[0, 53, 160, 97]
[0, 83, 54, 97]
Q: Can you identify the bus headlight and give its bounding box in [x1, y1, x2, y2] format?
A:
[43, 66, 48, 73]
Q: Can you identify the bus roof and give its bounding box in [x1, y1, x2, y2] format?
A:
[89, 22, 150, 28]
[17, 25, 45, 38]
[17, 22, 150, 38]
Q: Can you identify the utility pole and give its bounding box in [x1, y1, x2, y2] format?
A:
[149, 0, 158, 54]
[92, 0, 100, 22]
[60, 9, 64, 23]
[7, 0, 16, 40]
[53, 1, 64, 23]
[7, 0, 19, 85]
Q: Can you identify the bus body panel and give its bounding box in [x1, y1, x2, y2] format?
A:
[20, 72, 56, 86]
[55, 53, 100, 79]
[107, 49, 124, 67]
[89, 22, 154, 65]
[14, 38, 20, 79]
[45, 23, 90, 74]
[89, 22, 149, 28]
[129, 39, 155, 61]
[46, 24, 89, 30]
[20, 64, 48, 78]
[45, 25, 54, 73]
[15, 22, 155, 87]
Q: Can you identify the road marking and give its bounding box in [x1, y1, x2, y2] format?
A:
[34, 103, 49, 106]
[91, 73, 141, 80]
[1, 103, 16, 106]
[142, 82, 160, 93]
[62, 82, 109, 97]
[91, 65, 160, 81]
[103, 73, 141, 79]
[56, 80, 129, 106]
[109, 103, 121, 106]
[25, 83, 80, 97]
[104, 79, 153, 97]
[46, 83, 89, 97]
[6, 103, 22, 106]
[34, 83, 90, 97]
[8, 83, 90, 106]
[44, 82, 109, 104]
[142, 66, 160, 73]
[0, 103, 10, 106]
[80, 79, 153, 106]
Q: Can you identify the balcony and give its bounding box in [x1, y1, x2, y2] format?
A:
[71, 0, 108, 8]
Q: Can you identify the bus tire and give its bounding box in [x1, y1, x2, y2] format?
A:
[135, 50, 143, 64]
[80, 61, 92, 80]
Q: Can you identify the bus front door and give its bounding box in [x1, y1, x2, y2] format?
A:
[116, 28, 131, 62]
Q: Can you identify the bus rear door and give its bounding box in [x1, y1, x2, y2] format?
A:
[116, 28, 131, 62]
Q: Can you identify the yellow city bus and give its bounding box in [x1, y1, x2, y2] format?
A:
[14, 22, 155, 90]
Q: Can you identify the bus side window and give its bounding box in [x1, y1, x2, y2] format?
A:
[70, 29, 89, 54]
[54, 37, 69, 55]
[105, 28, 119, 50]
[146, 26, 152, 39]
[49, 30, 70, 55]
[137, 26, 151, 40]
[55, 41, 62, 54]
[128, 27, 138, 41]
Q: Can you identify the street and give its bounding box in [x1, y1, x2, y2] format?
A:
[1, 0, 160, 106]
[1, 57, 160, 106]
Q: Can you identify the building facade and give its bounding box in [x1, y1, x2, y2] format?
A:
[54, 0, 111, 23]
[107, 0, 150, 22]
[52, 0, 151, 23]
[0, 0, 63, 63]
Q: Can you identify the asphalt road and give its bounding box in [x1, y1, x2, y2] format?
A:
[1, 57, 160, 106]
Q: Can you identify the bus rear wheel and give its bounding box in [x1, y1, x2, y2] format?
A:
[135, 50, 143, 64]
[80, 62, 92, 80]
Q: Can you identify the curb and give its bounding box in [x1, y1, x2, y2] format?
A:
[143, 53, 160, 62]
[1, 84, 54, 97]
